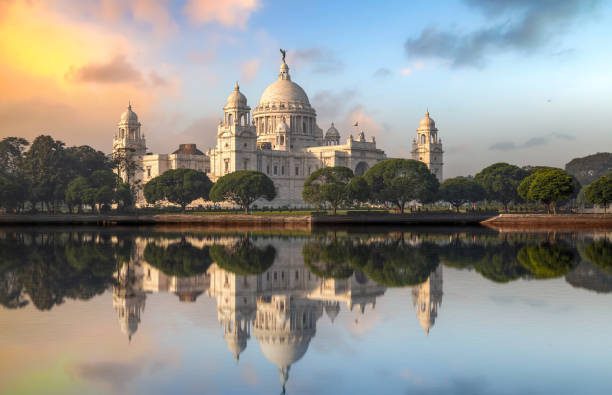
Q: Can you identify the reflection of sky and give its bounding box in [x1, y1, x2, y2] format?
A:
[2, 265, 612, 395]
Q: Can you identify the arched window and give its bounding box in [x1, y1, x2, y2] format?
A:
[420, 134, 426, 144]
[302, 121, 306, 134]
[228, 113, 233, 125]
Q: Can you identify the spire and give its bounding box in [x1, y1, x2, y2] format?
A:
[279, 49, 290, 81]
[234, 81, 240, 91]
[128, 101, 132, 111]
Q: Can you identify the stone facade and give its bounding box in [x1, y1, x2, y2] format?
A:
[113, 54, 444, 206]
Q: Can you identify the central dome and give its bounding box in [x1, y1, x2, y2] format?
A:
[258, 61, 310, 106]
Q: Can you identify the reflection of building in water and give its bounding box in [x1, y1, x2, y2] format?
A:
[207, 241, 386, 393]
[113, 262, 146, 342]
[411, 265, 443, 335]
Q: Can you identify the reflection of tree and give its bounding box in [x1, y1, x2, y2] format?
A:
[143, 238, 212, 277]
[579, 239, 612, 274]
[302, 237, 354, 279]
[353, 240, 439, 287]
[209, 238, 276, 275]
[0, 233, 118, 310]
[517, 242, 578, 279]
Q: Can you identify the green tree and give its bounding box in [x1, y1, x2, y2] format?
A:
[518, 168, 578, 214]
[580, 239, 612, 274]
[0, 173, 27, 213]
[65, 177, 91, 213]
[303, 166, 355, 214]
[438, 176, 486, 212]
[144, 168, 213, 210]
[302, 237, 355, 279]
[583, 174, 611, 213]
[0, 137, 29, 175]
[209, 170, 276, 213]
[362, 159, 439, 213]
[347, 176, 370, 205]
[115, 182, 134, 210]
[209, 238, 276, 275]
[474, 162, 528, 211]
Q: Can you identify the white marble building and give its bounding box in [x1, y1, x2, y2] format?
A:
[113, 53, 444, 206]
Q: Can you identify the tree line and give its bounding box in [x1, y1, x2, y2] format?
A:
[0, 136, 132, 213]
[1, 135, 609, 214]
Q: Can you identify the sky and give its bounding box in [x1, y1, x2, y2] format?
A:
[0, 0, 610, 177]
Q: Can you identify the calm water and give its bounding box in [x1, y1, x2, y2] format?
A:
[0, 227, 611, 395]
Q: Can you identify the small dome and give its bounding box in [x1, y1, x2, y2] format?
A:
[418, 110, 437, 131]
[226, 82, 248, 108]
[325, 123, 340, 139]
[259, 62, 310, 106]
[120, 103, 139, 124]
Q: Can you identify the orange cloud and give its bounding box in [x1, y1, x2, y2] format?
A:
[0, 1, 177, 151]
[184, 0, 260, 28]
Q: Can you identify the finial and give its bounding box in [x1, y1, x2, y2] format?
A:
[280, 48, 287, 63]
[128, 101, 132, 111]
[425, 108, 429, 116]
[331, 122, 334, 127]
[234, 81, 239, 91]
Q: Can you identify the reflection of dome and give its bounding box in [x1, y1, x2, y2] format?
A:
[175, 291, 203, 302]
[324, 302, 340, 323]
[120, 103, 139, 124]
[226, 82, 248, 108]
[258, 336, 311, 369]
[226, 333, 247, 360]
[325, 123, 340, 139]
[258, 62, 311, 106]
[417, 110, 437, 131]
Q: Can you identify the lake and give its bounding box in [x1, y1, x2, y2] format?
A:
[0, 227, 610, 395]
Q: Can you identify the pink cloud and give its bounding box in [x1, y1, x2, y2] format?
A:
[240, 58, 260, 82]
[184, 0, 260, 28]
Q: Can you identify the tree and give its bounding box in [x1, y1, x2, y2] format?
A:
[517, 242, 578, 279]
[583, 174, 611, 213]
[518, 168, 578, 214]
[0, 172, 27, 213]
[362, 159, 439, 213]
[115, 182, 134, 210]
[0, 137, 29, 175]
[474, 162, 528, 211]
[209, 170, 276, 213]
[144, 169, 213, 210]
[65, 177, 91, 213]
[347, 176, 370, 205]
[580, 239, 612, 274]
[22, 135, 73, 212]
[438, 177, 486, 212]
[303, 166, 354, 214]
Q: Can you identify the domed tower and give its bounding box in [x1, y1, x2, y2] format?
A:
[252, 51, 320, 150]
[213, 83, 257, 176]
[411, 265, 443, 335]
[112, 261, 146, 342]
[324, 123, 341, 146]
[411, 110, 443, 181]
[113, 103, 146, 156]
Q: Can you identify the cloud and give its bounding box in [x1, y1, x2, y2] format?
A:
[373, 67, 391, 78]
[184, 0, 260, 28]
[400, 67, 413, 76]
[291, 48, 344, 74]
[67, 55, 143, 84]
[489, 133, 575, 151]
[311, 89, 359, 121]
[71, 361, 142, 390]
[240, 58, 260, 82]
[404, 0, 601, 67]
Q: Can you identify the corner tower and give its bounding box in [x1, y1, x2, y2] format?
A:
[113, 103, 146, 156]
[411, 110, 443, 181]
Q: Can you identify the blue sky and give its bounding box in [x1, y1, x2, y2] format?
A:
[1, 0, 610, 176]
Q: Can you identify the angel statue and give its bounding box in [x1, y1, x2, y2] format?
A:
[280, 48, 287, 62]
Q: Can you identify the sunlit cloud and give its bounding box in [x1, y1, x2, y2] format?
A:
[240, 58, 261, 82]
[184, 0, 261, 28]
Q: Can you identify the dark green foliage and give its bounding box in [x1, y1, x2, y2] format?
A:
[438, 176, 486, 211]
[143, 239, 212, 277]
[565, 152, 612, 186]
[583, 174, 611, 212]
[350, 239, 440, 287]
[209, 238, 276, 275]
[474, 162, 528, 211]
[144, 168, 213, 210]
[362, 159, 439, 213]
[517, 242, 579, 279]
[580, 239, 612, 274]
[0, 232, 117, 310]
[302, 237, 355, 279]
[302, 166, 355, 214]
[347, 176, 370, 204]
[518, 168, 578, 213]
[209, 170, 276, 213]
[0, 137, 29, 175]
